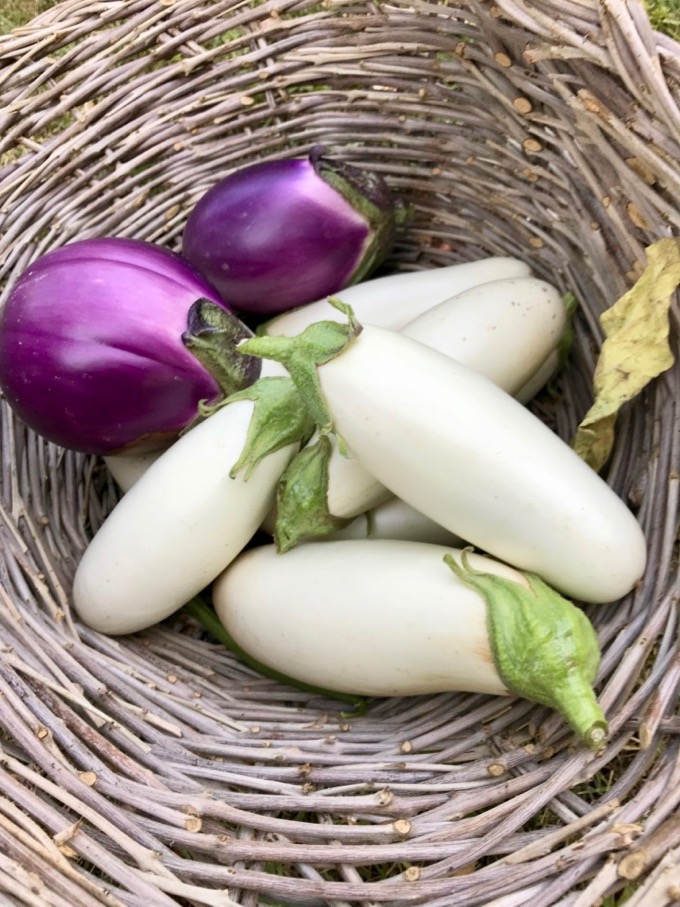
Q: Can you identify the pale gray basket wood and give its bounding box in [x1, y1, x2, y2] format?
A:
[0, 1, 679, 905]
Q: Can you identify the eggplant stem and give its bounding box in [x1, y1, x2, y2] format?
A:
[444, 551, 608, 750]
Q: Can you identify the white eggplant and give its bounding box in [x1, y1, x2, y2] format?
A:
[104, 450, 166, 493]
[325, 276, 568, 519]
[271, 278, 571, 542]
[73, 362, 301, 635]
[514, 349, 561, 405]
[239, 320, 646, 603]
[262, 257, 531, 337]
[359, 497, 463, 545]
[324, 430, 393, 519]
[212, 540, 608, 749]
[400, 277, 567, 396]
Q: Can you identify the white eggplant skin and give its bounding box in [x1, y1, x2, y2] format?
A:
[364, 498, 463, 545]
[323, 278, 566, 521]
[334, 498, 463, 545]
[315, 327, 646, 603]
[74, 363, 295, 636]
[325, 431, 393, 519]
[400, 277, 566, 397]
[514, 349, 560, 405]
[103, 450, 166, 493]
[263, 258, 531, 337]
[212, 540, 517, 697]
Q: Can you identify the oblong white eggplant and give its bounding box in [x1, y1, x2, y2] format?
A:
[514, 349, 561, 405]
[400, 276, 567, 396]
[73, 362, 300, 635]
[239, 321, 646, 603]
[271, 279, 571, 545]
[361, 497, 463, 545]
[319, 328, 646, 601]
[324, 277, 568, 518]
[324, 430, 393, 519]
[104, 450, 166, 493]
[212, 540, 608, 749]
[262, 257, 531, 337]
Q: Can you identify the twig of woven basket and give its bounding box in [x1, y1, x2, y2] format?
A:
[1, 1, 679, 905]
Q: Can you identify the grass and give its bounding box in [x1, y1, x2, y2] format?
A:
[646, 0, 680, 39]
[0, 0, 58, 32]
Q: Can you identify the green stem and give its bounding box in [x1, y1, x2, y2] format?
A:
[548, 674, 608, 750]
[274, 434, 352, 552]
[444, 549, 608, 750]
[557, 292, 578, 366]
[221, 377, 314, 480]
[237, 298, 363, 549]
[237, 297, 362, 434]
[183, 597, 368, 716]
[310, 145, 397, 284]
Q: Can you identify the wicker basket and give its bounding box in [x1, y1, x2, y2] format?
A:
[1, 1, 679, 905]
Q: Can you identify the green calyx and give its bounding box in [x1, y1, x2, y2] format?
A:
[239, 297, 362, 551]
[236, 299, 363, 546]
[274, 435, 352, 553]
[237, 297, 362, 434]
[557, 292, 578, 367]
[309, 145, 398, 284]
[223, 377, 314, 480]
[182, 299, 261, 399]
[444, 550, 608, 751]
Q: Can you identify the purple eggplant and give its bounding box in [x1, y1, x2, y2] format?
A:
[181, 147, 397, 315]
[0, 237, 256, 455]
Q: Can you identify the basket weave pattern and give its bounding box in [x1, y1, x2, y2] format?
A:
[0, 1, 679, 904]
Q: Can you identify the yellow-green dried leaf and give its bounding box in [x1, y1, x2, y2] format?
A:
[573, 238, 680, 471]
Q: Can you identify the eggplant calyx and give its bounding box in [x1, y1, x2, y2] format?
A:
[444, 548, 608, 751]
[309, 145, 397, 283]
[274, 434, 352, 553]
[557, 292, 578, 367]
[182, 298, 261, 400]
[225, 376, 314, 481]
[237, 297, 362, 435]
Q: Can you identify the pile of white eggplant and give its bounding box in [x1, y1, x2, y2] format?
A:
[75, 257, 647, 750]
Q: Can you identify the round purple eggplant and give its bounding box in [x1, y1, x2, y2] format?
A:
[0, 237, 252, 455]
[181, 147, 397, 315]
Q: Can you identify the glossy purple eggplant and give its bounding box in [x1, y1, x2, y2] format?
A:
[181, 147, 397, 315]
[0, 237, 252, 455]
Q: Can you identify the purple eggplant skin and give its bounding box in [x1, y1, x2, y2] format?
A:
[0, 237, 231, 456]
[181, 147, 397, 316]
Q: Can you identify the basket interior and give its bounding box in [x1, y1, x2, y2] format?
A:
[0, 1, 679, 905]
